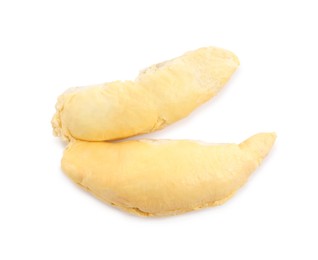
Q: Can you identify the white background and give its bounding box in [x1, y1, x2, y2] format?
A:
[1, 0, 317, 259]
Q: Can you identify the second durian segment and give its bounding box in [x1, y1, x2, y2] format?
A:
[62, 133, 276, 217]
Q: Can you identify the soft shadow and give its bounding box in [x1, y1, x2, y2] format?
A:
[52, 136, 68, 149]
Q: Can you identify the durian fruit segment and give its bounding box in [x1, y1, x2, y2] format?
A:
[62, 133, 276, 217]
[52, 47, 239, 142]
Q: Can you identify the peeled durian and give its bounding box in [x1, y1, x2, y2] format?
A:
[61, 133, 276, 217]
[52, 47, 239, 142]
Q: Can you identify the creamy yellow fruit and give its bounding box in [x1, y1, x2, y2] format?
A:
[62, 133, 276, 217]
[52, 47, 239, 141]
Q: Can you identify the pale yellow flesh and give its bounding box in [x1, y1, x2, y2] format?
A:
[61, 133, 276, 217]
[52, 47, 239, 141]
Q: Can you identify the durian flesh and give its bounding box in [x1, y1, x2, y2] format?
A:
[62, 133, 276, 217]
[52, 47, 239, 142]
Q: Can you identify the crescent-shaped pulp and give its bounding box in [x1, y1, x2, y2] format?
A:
[61, 133, 276, 216]
[52, 47, 239, 141]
